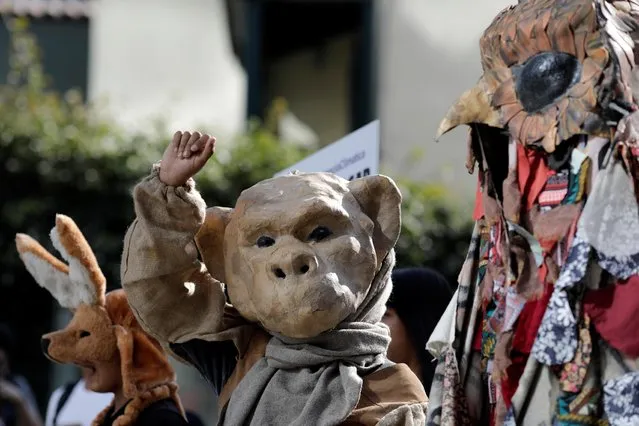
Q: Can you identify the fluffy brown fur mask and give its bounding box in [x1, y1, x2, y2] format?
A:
[15, 214, 183, 426]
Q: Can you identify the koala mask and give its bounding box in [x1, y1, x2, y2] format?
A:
[195, 172, 402, 339]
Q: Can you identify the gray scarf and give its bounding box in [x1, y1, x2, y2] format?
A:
[221, 249, 396, 426]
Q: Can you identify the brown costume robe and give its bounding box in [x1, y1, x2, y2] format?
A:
[121, 168, 428, 425]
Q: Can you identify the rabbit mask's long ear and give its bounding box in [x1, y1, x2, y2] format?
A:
[15, 233, 74, 308]
[15, 214, 106, 309]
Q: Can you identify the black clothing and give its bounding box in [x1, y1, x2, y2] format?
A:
[100, 398, 187, 426]
[388, 267, 454, 395]
[170, 339, 237, 396]
[185, 411, 206, 426]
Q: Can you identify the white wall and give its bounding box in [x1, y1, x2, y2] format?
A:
[377, 0, 515, 196]
[87, 0, 246, 140]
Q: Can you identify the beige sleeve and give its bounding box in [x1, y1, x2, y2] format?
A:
[121, 163, 226, 345]
[377, 403, 428, 426]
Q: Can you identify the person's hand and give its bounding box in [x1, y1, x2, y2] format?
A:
[0, 379, 23, 405]
[158, 131, 216, 187]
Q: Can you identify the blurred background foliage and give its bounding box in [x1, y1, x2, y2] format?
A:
[394, 178, 473, 281]
[0, 17, 472, 410]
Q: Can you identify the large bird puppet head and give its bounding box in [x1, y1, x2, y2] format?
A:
[437, 0, 639, 160]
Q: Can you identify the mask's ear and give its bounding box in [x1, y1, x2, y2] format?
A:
[115, 325, 175, 398]
[195, 207, 233, 282]
[348, 175, 402, 264]
[16, 214, 106, 311]
[51, 214, 106, 307]
[15, 233, 74, 308]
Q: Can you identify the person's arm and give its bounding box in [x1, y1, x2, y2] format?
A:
[121, 132, 227, 346]
[13, 398, 44, 426]
[13, 377, 39, 419]
[0, 380, 43, 426]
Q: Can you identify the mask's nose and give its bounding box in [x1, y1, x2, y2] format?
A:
[271, 253, 318, 280]
[41, 337, 51, 356]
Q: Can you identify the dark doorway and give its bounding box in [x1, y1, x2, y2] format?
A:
[227, 0, 376, 136]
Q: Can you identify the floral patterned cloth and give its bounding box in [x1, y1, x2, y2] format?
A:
[439, 348, 472, 426]
[596, 250, 639, 281]
[579, 157, 639, 281]
[531, 232, 591, 366]
[603, 372, 639, 426]
[558, 315, 592, 393]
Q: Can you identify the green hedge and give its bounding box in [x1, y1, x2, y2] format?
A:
[0, 18, 472, 412]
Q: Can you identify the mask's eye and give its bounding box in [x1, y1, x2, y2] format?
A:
[256, 236, 275, 248]
[308, 226, 332, 242]
[79, 330, 91, 339]
[512, 51, 582, 113]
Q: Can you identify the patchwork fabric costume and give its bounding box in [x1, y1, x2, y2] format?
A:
[15, 215, 185, 426]
[121, 167, 428, 425]
[429, 0, 639, 425]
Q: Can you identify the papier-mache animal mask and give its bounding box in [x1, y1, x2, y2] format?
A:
[195, 171, 402, 339]
[437, 0, 639, 156]
[15, 214, 182, 426]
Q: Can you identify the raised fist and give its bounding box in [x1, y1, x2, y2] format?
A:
[159, 131, 216, 187]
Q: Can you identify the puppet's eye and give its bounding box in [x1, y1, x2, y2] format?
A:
[256, 236, 275, 248]
[308, 226, 332, 242]
[512, 51, 582, 113]
[79, 330, 91, 339]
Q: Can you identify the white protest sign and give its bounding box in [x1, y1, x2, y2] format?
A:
[275, 120, 379, 181]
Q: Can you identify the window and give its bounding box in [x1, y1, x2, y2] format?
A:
[0, 16, 89, 97]
[228, 0, 376, 144]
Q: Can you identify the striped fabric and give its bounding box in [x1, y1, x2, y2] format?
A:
[538, 171, 569, 211]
